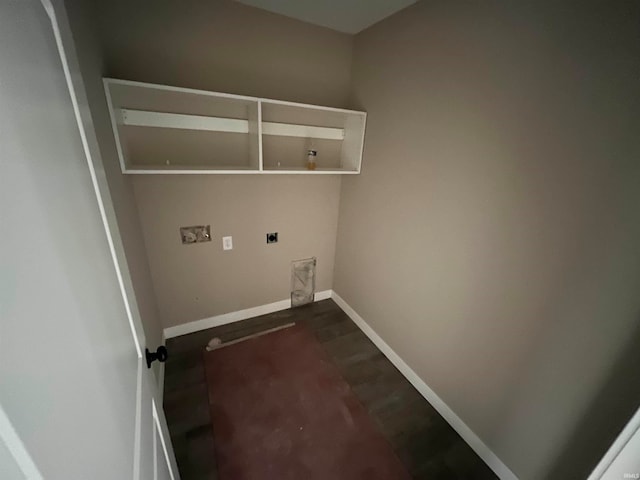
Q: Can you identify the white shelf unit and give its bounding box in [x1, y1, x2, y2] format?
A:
[104, 79, 366, 174]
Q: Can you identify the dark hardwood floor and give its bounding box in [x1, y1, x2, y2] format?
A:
[164, 299, 497, 480]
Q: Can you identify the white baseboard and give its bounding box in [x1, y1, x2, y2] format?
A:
[314, 290, 332, 301]
[163, 290, 332, 339]
[330, 291, 518, 480]
[161, 288, 516, 479]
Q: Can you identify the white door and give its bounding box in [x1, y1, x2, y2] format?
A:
[0, 1, 179, 479]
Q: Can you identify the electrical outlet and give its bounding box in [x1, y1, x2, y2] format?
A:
[222, 236, 233, 250]
[267, 232, 278, 244]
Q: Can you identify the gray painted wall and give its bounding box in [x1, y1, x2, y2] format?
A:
[132, 175, 340, 328]
[94, 0, 353, 108]
[63, 0, 640, 476]
[335, 1, 640, 478]
[89, 0, 352, 328]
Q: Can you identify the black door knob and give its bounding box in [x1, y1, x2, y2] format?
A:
[145, 346, 168, 369]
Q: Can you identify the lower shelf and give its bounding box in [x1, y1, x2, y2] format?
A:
[124, 165, 259, 174]
[260, 167, 359, 175]
[123, 166, 359, 175]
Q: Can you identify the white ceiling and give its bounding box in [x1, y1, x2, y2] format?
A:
[234, 0, 417, 34]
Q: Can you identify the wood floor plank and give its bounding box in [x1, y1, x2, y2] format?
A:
[164, 299, 497, 480]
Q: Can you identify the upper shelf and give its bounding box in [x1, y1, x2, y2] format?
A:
[104, 78, 366, 174]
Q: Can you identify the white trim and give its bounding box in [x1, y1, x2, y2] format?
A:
[256, 100, 263, 170]
[152, 400, 176, 480]
[118, 109, 345, 140]
[259, 168, 359, 175]
[133, 359, 143, 480]
[124, 168, 259, 175]
[117, 108, 344, 140]
[164, 290, 333, 339]
[588, 404, 640, 480]
[120, 109, 250, 133]
[330, 291, 518, 480]
[104, 79, 128, 174]
[47, 0, 145, 357]
[157, 331, 166, 405]
[0, 405, 43, 480]
[103, 78, 366, 116]
[261, 98, 367, 115]
[104, 77, 258, 103]
[123, 168, 359, 175]
[356, 112, 367, 174]
[314, 290, 333, 301]
[261, 122, 344, 140]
